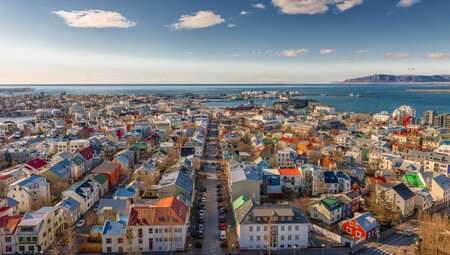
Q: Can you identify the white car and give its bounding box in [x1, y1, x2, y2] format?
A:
[201, 196, 206, 203]
[199, 209, 205, 217]
[75, 219, 86, 228]
[220, 230, 226, 240]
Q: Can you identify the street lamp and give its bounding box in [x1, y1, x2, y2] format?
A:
[321, 244, 325, 255]
[293, 245, 297, 255]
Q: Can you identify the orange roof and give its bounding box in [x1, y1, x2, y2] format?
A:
[0, 215, 23, 233]
[280, 137, 295, 143]
[278, 168, 301, 176]
[129, 196, 188, 226]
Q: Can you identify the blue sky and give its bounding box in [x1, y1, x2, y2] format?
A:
[0, 0, 449, 84]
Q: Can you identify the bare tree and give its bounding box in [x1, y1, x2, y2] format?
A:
[84, 211, 98, 226]
[418, 212, 450, 255]
[61, 224, 77, 255]
[50, 181, 70, 204]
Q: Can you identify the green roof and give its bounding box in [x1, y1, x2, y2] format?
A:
[132, 142, 147, 151]
[71, 155, 84, 166]
[403, 174, 426, 189]
[93, 173, 108, 185]
[321, 197, 341, 211]
[233, 196, 249, 211]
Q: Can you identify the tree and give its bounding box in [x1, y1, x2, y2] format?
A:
[31, 197, 49, 211]
[60, 224, 77, 255]
[50, 181, 70, 204]
[418, 212, 450, 255]
[290, 197, 311, 215]
[366, 190, 401, 226]
[84, 211, 98, 226]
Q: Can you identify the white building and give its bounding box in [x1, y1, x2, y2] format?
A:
[7, 175, 51, 213]
[235, 203, 309, 251]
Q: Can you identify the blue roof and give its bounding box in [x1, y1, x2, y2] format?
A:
[17, 175, 46, 187]
[113, 187, 136, 198]
[323, 172, 339, 184]
[6, 197, 19, 207]
[175, 171, 194, 194]
[102, 220, 126, 235]
[49, 162, 71, 180]
[60, 196, 81, 212]
[353, 212, 380, 232]
[75, 180, 94, 199]
[336, 172, 351, 180]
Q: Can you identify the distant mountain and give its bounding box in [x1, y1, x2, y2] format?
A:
[340, 74, 450, 84]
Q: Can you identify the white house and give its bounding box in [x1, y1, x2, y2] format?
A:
[7, 175, 51, 213]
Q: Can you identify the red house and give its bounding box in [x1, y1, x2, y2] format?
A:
[92, 161, 121, 189]
[342, 212, 380, 240]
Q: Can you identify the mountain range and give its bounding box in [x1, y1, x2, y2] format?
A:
[340, 74, 450, 84]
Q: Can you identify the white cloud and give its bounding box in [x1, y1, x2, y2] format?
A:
[397, 0, 420, 7]
[252, 3, 267, 9]
[357, 49, 368, 54]
[277, 48, 310, 57]
[228, 23, 237, 28]
[428, 53, 450, 59]
[320, 49, 336, 55]
[271, 0, 364, 15]
[240, 11, 249, 15]
[53, 10, 136, 28]
[384, 52, 413, 60]
[336, 0, 363, 12]
[171, 11, 225, 30]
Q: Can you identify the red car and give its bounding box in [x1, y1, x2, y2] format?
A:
[219, 223, 226, 230]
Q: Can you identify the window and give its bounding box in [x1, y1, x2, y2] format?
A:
[257, 236, 260, 241]
[138, 228, 143, 237]
[149, 228, 153, 234]
[106, 238, 112, 244]
[295, 225, 299, 231]
[118, 247, 123, 253]
[250, 236, 253, 241]
[288, 225, 292, 231]
[281, 235, 285, 241]
[4, 236, 12, 242]
[288, 235, 291, 240]
[249, 226, 253, 232]
[281, 225, 285, 231]
[118, 238, 123, 244]
[107, 247, 112, 253]
[347, 227, 352, 233]
[256, 226, 260, 232]
[356, 231, 361, 237]
[295, 235, 299, 240]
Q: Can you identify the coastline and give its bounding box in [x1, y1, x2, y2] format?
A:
[407, 89, 450, 93]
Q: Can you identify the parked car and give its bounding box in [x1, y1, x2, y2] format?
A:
[217, 197, 223, 202]
[199, 209, 205, 217]
[219, 215, 226, 223]
[201, 197, 207, 203]
[216, 184, 222, 189]
[219, 207, 227, 214]
[219, 223, 226, 230]
[198, 217, 205, 223]
[198, 224, 204, 231]
[220, 230, 226, 240]
[403, 230, 413, 237]
[198, 230, 204, 239]
[75, 219, 85, 228]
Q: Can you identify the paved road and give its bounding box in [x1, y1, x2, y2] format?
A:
[354, 217, 418, 255]
[201, 123, 223, 255]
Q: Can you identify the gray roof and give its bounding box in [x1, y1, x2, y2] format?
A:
[392, 183, 415, 201]
[433, 175, 450, 191]
[240, 204, 309, 225]
[98, 199, 129, 215]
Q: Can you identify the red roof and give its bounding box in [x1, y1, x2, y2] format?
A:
[78, 145, 94, 160]
[278, 168, 301, 176]
[25, 158, 47, 170]
[280, 137, 295, 143]
[0, 174, 12, 181]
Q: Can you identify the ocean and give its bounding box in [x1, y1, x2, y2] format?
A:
[1, 84, 450, 116]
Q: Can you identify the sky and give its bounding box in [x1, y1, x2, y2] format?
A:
[0, 0, 450, 84]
